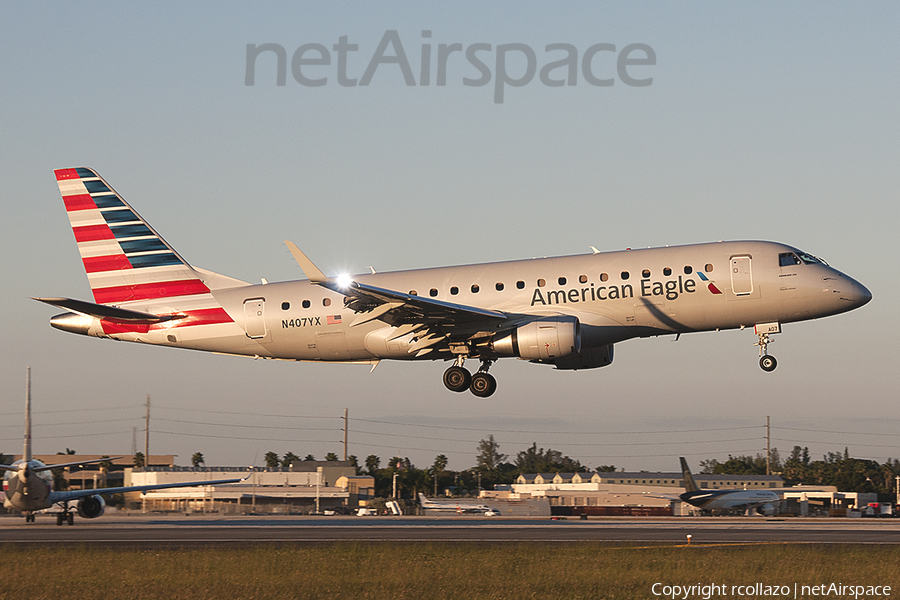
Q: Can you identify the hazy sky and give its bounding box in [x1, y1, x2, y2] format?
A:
[1, 3, 897, 473]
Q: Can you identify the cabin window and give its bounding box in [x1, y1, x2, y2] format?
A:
[705, 263, 714, 272]
[621, 271, 630, 280]
[450, 286, 459, 295]
[429, 288, 438, 297]
[684, 265, 693, 275]
[281, 302, 290, 310]
[323, 298, 331, 307]
[600, 273, 609, 282]
[302, 300, 311, 309]
[537, 278, 546, 287]
[558, 277, 567, 285]
[471, 284, 479, 293]
[663, 267, 672, 276]
[516, 280, 525, 289]
[495, 282, 504, 291]
[642, 269, 650, 278]
[579, 274, 588, 284]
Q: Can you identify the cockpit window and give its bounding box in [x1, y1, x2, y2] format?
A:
[780, 251, 827, 267]
[797, 251, 825, 265]
[779, 252, 802, 267]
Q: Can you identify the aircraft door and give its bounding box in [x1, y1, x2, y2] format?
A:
[243, 298, 267, 338]
[730, 256, 753, 296]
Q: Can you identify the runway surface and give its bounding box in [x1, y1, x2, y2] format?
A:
[1, 515, 898, 547]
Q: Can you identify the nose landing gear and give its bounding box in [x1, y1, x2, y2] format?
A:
[753, 323, 780, 372]
[442, 358, 498, 397]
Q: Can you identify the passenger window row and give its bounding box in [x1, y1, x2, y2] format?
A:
[281, 263, 715, 308]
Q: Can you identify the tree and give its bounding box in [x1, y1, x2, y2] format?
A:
[595, 465, 616, 472]
[365, 454, 380, 476]
[515, 442, 583, 473]
[432, 454, 448, 496]
[348, 455, 361, 475]
[191, 452, 205, 467]
[303, 454, 316, 461]
[133, 452, 145, 469]
[476, 435, 507, 472]
[264, 451, 280, 469]
[282, 451, 300, 468]
[324, 452, 339, 461]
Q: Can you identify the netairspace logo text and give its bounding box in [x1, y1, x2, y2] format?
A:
[651, 582, 892, 600]
[245, 30, 656, 103]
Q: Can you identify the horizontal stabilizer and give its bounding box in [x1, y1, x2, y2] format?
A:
[33, 298, 183, 323]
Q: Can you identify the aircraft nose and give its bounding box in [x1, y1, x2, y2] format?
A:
[834, 275, 872, 310]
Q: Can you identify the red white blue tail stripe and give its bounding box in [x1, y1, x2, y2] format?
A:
[55, 167, 233, 333]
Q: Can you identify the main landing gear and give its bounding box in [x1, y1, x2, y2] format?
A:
[55, 502, 75, 526]
[443, 358, 497, 398]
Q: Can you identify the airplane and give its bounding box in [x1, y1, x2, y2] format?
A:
[2, 368, 245, 525]
[650, 457, 781, 516]
[418, 493, 494, 514]
[36, 167, 871, 398]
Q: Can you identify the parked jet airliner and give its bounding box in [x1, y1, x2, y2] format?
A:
[3, 368, 244, 525]
[37, 168, 871, 397]
[662, 457, 782, 516]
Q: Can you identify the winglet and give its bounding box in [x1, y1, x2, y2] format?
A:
[285, 241, 327, 283]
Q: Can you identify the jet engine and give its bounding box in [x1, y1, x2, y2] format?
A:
[755, 503, 775, 517]
[77, 495, 106, 519]
[490, 316, 581, 360]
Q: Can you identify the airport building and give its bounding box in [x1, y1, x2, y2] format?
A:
[125, 461, 369, 514]
[504, 471, 785, 516]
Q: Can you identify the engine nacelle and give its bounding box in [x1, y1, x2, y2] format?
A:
[491, 316, 581, 361]
[77, 495, 106, 519]
[551, 344, 614, 370]
[756, 503, 775, 517]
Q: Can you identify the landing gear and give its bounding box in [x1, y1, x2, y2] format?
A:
[470, 372, 497, 398]
[55, 503, 75, 526]
[754, 327, 778, 372]
[442, 358, 498, 397]
[443, 365, 471, 392]
[25, 512, 34, 523]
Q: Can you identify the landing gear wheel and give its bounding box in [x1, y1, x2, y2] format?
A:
[443, 366, 472, 392]
[25, 513, 34, 523]
[759, 355, 777, 372]
[67, 513, 74, 526]
[56, 513, 64, 526]
[470, 372, 497, 398]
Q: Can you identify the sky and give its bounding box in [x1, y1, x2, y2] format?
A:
[1, 2, 898, 474]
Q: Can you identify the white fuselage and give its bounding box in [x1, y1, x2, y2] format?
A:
[74, 240, 869, 363]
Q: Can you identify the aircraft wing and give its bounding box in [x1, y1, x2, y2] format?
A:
[286, 242, 511, 355]
[47, 476, 246, 504]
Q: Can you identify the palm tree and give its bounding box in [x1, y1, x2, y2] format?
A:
[191, 452, 205, 467]
[264, 451, 280, 469]
[432, 454, 448, 496]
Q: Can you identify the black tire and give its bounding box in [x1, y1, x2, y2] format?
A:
[470, 372, 497, 398]
[760, 355, 777, 372]
[56, 514, 63, 526]
[67, 513, 74, 526]
[443, 366, 471, 392]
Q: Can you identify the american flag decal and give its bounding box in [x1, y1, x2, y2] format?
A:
[327, 315, 342, 325]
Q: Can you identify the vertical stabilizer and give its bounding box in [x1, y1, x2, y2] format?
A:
[24, 367, 32, 462]
[679, 457, 700, 493]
